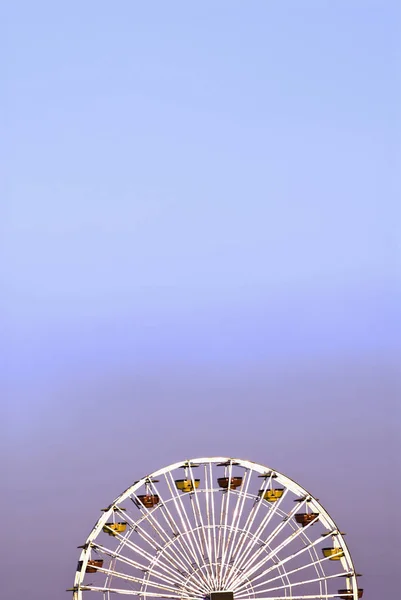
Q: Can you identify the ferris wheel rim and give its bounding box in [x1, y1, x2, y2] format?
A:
[72, 457, 361, 600]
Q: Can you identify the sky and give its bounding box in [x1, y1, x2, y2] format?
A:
[2, 1, 400, 598]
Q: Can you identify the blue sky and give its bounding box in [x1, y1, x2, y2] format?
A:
[2, 2, 400, 599]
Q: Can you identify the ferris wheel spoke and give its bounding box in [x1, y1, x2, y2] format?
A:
[217, 525, 284, 588]
[220, 468, 252, 586]
[231, 490, 288, 571]
[81, 562, 184, 594]
[136, 524, 221, 595]
[188, 463, 218, 588]
[235, 552, 349, 597]
[155, 475, 202, 570]
[129, 488, 198, 577]
[235, 570, 352, 597]
[110, 510, 192, 584]
[176, 464, 213, 582]
[215, 478, 226, 575]
[162, 473, 212, 590]
[215, 461, 236, 583]
[141, 552, 203, 598]
[296, 530, 325, 580]
[163, 473, 212, 585]
[203, 462, 217, 586]
[233, 530, 335, 593]
[138, 528, 211, 596]
[226, 485, 293, 589]
[220, 526, 288, 592]
[224, 473, 276, 588]
[137, 529, 214, 596]
[164, 471, 203, 557]
[217, 460, 235, 587]
[115, 504, 192, 579]
[99, 530, 166, 576]
[97, 523, 193, 592]
[278, 517, 327, 584]
[207, 461, 219, 575]
[230, 494, 307, 589]
[91, 541, 194, 592]
[239, 509, 314, 582]
[135, 518, 196, 578]
[234, 592, 344, 600]
[78, 585, 199, 598]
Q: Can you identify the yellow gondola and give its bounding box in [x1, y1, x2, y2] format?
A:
[175, 479, 200, 493]
[258, 488, 284, 502]
[322, 547, 344, 560]
[102, 522, 127, 536]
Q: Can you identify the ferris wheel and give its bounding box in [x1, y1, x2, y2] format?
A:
[69, 457, 363, 600]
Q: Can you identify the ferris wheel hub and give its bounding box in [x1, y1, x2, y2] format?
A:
[209, 592, 234, 600]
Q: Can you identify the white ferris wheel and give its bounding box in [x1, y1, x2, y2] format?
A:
[69, 457, 363, 600]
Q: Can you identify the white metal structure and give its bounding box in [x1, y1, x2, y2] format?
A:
[71, 457, 362, 600]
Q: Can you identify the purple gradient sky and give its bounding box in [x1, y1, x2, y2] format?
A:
[2, 1, 400, 598]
